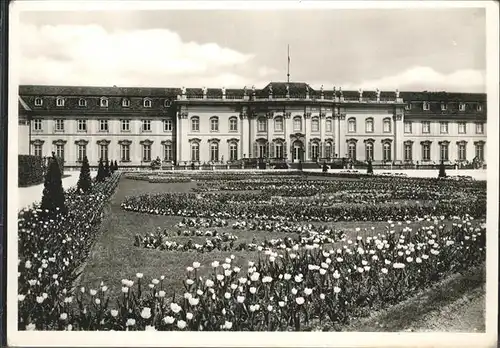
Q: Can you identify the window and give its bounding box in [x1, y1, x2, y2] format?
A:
[311, 118, 319, 132]
[99, 144, 109, 161]
[458, 122, 466, 134]
[348, 118, 356, 133]
[99, 119, 109, 132]
[77, 144, 87, 162]
[33, 119, 42, 131]
[326, 118, 332, 132]
[422, 143, 431, 161]
[77, 119, 87, 132]
[34, 144, 43, 157]
[164, 143, 173, 161]
[423, 102, 430, 111]
[164, 100, 171, 107]
[365, 118, 374, 133]
[293, 117, 302, 132]
[56, 97, 64, 107]
[191, 142, 200, 162]
[274, 117, 283, 132]
[422, 121, 430, 134]
[325, 142, 333, 159]
[405, 103, 411, 111]
[55, 144, 65, 162]
[164, 119, 173, 132]
[348, 142, 356, 160]
[404, 143, 413, 161]
[121, 119, 130, 132]
[383, 142, 391, 162]
[383, 118, 391, 133]
[477, 104, 482, 111]
[142, 120, 151, 132]
[311, 142, 319, 160]
[441, 103, 447, 111]
[440, 122, 448, 134]
[475, 142, 484, 161]
[100, 97, 108, 108]
[210, 117, 219, 132]
[440, 143, 449, 161]
[257, 117, 267, 132]
[78, 98, 87, 107]
[458, 143, 467, 161]
[191, 117, 200, 132]
[34, 97, 43, 106]
[476, 122, 484, 134]
[258, 143, 267, 158]
[55, 119, 64, 132]
[144, 98, 152, 108]
[229, 117, 238, 132]
[365, 142, 374, 161]
[122, 98, 130, 107]
[404, 121, 412, 134]
[459, 103, 466, 111]
[210, 142, 219, 162]
[142, 144, 151, 162]
[274, 142, 283, 159]
[229, 142, 238, 161]
[121, 144, 130, 162]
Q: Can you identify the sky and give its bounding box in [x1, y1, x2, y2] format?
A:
[16, 6, 487, 92]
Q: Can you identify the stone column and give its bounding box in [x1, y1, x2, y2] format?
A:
[303, 112, 310, 160]
[240, 110, 248, 158]
[394, 112, 403, 162]
[248, 113, 254, 158]
[338, 113, 346, 158]
[284, 111, 290, 159]
[175, 110, 181, 164]
[319, 111, 326, 158]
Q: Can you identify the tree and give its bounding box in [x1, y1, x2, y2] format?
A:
[367, 159, 374, 175]
[104, 159, 110, 177]
[40, 152, 67, 215]
[96, 158, 106, 182]
[77, 156, 92, 193]
[114, 160, 118, 171]
[438, 160, 447, 178]
[110, 159, 115, 174]
[322, 162, 328, 173]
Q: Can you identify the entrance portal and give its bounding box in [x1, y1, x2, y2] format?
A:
[292, 140, 304, 163]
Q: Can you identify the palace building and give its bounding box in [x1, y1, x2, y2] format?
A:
[17, 82, 487, 168]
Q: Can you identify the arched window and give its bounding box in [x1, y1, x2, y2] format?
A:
[229, 142, 238, 161]
[325, 141, 334, 159]
[143, 98, 152, 108]
[210, 117, 219, 132]
[229, 117, 238, 132]
[274, 117, 283, 132]
[311, 117, 319, 132]
[383, 142, 392, 162]
[122, 98, 130, 107]
[78, 98, 87, 107]
[100, 97, 108, 108]
[274, 141, 284, 158]
[56, 97, 65, 107]
[365, 118, 374, 133]
[383, 118, 391, 133]
[210, 142, 219, 161]
[34, 97, 43, 106]
[191, 142, 200, 162]
[348, 118, 356, 133]
[325, 118, 332, 132]
[311, 141, 320, 160]
[257, 117, 267, 132]
[365, 142, 374, 161]
[293, 116, 302, 132]
[191, 116, 200, 132]
[348, 141, 357, 160]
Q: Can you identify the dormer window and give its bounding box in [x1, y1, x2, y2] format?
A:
[34, 97, 43, 106]
[122, 98, 130, 107]
[477, 104, 482, 111]
[423, 101, 430, 111]
[78, 98, 87, 107]
[405, 103, 411, 111]
[441, 103, 447, 111]
[459, 103, 466, 111]
[56, 97, 65, 107]
[100, 97, 109, 108]
[143, 98, 152, 108]
[164, 99, 171, 107]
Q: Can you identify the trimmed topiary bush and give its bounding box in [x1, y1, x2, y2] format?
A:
[438, 160, 447, 178]
[76, 156, 92, 193]
[96, 159, 106, 182]
[40, 152, 67, 215]
[367, 159, 374, 175]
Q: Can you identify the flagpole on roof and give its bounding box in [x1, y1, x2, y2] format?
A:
[287, 44, 290, 83]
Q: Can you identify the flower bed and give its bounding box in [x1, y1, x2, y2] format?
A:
[18, 172, 122, 330]
[18, 215, 485, 331]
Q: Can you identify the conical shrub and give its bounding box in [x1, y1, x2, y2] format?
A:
[77, 156, 92, 193]
[40, 152, 67, 215]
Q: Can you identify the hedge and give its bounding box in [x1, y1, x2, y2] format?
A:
[18, 155, 44, 187]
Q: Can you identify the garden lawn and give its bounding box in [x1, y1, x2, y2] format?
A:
[76, 176, 468, 304]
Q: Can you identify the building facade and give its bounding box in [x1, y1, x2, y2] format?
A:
[18, 82, 487, 168]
